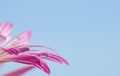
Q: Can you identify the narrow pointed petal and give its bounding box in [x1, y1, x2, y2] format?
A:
[47, 54, 69, 65]
[6, 30, 32, 47]
[24, 51, 69, 65]
[5, 47, 29, 55]
[0, 22, 13, 36]
[17, 30, 32, 44]
[17, 44, 57, 53]
[34, 59, 50, 74]
[0, 22, 13, 45]
[41, 53, 69, 65]
[38, 52, 63, 64]
[5, 55, 50, 74]
[4, 66, 34, 76]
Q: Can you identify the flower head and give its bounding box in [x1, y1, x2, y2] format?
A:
[0, 22, 69, 75]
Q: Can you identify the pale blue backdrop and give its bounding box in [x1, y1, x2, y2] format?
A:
[0, 0, 120, 76]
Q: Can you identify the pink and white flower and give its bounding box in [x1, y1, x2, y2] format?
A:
[0, 22, 69, 75]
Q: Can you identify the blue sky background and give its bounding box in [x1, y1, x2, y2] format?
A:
[0, 0, 120, 76]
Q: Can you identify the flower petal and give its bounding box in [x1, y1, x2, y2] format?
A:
[47, 53, 69, 65]
[17, 44, 57, 53]
[4, 66, 34, 76]
[4, 47, 30, 55]
[0, 22, 13, 45]
[6, 30, 32, 47]
[23, 51, 69, 65]
[5, 55, 50, 74]
[0, 22, 13, 36]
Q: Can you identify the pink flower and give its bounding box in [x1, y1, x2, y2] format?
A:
[0, 22, 69, 75]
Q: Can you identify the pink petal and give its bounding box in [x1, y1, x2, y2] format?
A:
[5, 55, 50, 74]
[34, 59, 50, 74]
[0, 22, 13, 45]
[37, 52, 63, 64]
[4, 66, 34, 76]
[0, 22, 13, 36]
[24, 51, 69, 65]
[6, 30, 32, 47]
[4, 47, 30, 55]
[40, 53, 69, 65]
[17, 44, 57, 52]
[48, 53, 69, 65]
[18, 30, 32, 43]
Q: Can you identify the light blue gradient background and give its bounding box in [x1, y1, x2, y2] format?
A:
[0, 0, 120, 76]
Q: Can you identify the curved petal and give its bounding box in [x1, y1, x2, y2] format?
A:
[16, 44, 58, 53]
[4, 47, 30, 55]
[46, 53, 69, 65]
[0, 22, 13, 45]
[6, 30, 32, 47]
[5, 55, 50, 74]
[23, 51, 69, 65]
[0, 22, 13, 36]
[4, 66, 34, 76]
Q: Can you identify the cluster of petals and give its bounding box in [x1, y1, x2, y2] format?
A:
[0, 22, 69, 75]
